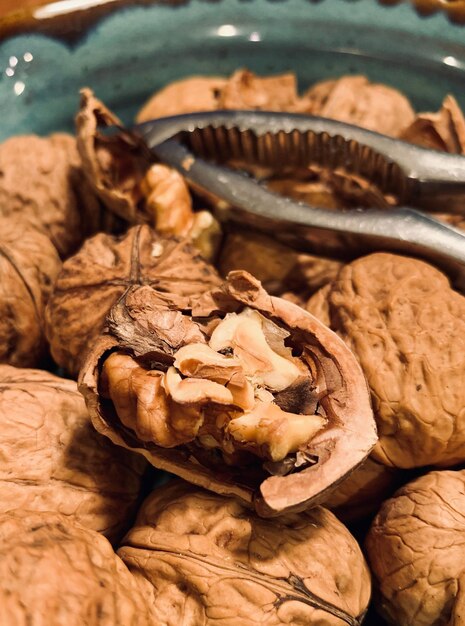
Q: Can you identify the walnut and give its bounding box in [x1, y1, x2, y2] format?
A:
[218, 230, 343, 297]
[365, 469, 465, 626]
[141, 163, 222, 260]
[0, 219, 61, 367]
[77, 90, 223, 254]
[118, 481, 371, 626]
[136, 76, 227, 122]
[324, 457, 401, 522]
[0, 133, 100, 257]
[301, 75, 415, 136]
[135, 70, 304, 123]
[307, 252, 465, 469]
[400, 94, 465, 153]
[80, 271, 376, 517]
[0, 365, 146, 542]
[76, 88, 151, 223]
[267, 176, 344, 210]
[45, 224, 220, 377]
[0, 510, 154, 626]
[141, 163, 195, 236]
[218, 69, 303, 111]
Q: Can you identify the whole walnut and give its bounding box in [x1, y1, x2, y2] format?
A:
[0, 510, 154, 626]
[80, 271, 376, 517]
[45, 224, 221, 377]
[307, 253, 465, 469]
[136, 75, 227, 122]
[301, 75, 415, 137]
[0, 133, 100, 257]
[366, 470, 465, 626]
[136, 69, 304, 123]
[324, 457, 401, 522]
[0, 218, 61, 367]
[119, 481, 371, 626]
[401, 94, 465, 153]
[0, 365, 147, 542]
[218, 230, 343, 297]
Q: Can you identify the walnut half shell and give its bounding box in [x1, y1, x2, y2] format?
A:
[80, 271, 377, 517]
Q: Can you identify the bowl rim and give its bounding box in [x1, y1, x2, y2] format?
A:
[1, 0, 465, 42]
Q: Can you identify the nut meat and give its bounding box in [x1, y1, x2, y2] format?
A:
[80, 271, 376, 516]
[0, 365, 146, 541]
[119, 481, 371, 626]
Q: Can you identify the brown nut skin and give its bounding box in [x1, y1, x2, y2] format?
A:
[307, 253, 465, 469]
[0, 133, 100, 257]
[365, 469, 465, 626]
[0, 218, 61, 367]
[0, 510, 154, 626]
[118, 481, 371, 626]
[0, 365, 147, 542]
[79, 271, 376, 517]
[45, 224, 221, 377]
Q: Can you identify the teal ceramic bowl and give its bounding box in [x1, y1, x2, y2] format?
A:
[1, 0, 465, 142]
[1, 3, 464, 624]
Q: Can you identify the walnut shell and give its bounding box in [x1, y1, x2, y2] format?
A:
[302, 75, 415, 137]
[136, 76, 227, 122]
[76, 89, 151, 224]
[365, 469, 465, 626]
[218, 69, 302, 111]
[136, 70, 303, 123]
[218, 230, 343, 297]
[0, 219, 61, 367]
[0, 133, 100, 257]
[0, 510, 154, 626]
[307, 253, 465, 469]
[324, 457, 401, 522]
[0, 365, 146, 542]
[79, 271, 376, 517]
[45, 224, 220, 377]
[400, 94, 465, 153]
[119, 481, 371, 626]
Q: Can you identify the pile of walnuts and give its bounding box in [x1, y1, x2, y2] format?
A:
[1, 69, 465, 626]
